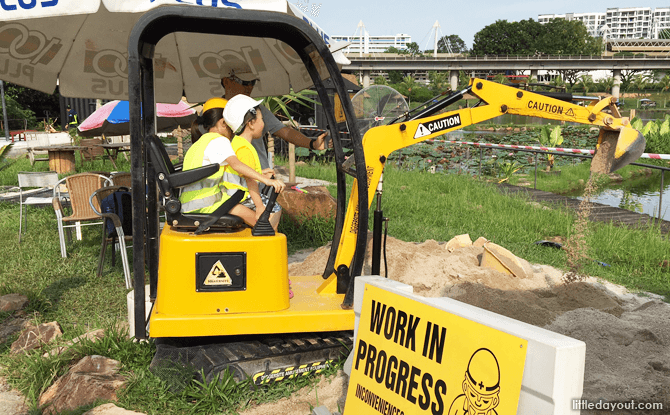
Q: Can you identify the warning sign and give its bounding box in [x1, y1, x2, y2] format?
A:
[345, 285, 527, 415]
[203, 260, 232, 286]
[566, 108, 576, 117]
[414, 114, 462, 139]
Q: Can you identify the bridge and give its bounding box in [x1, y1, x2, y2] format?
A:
[342, 54, 670, 98]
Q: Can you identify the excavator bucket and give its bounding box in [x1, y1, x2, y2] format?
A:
[590, 127, 646, 174]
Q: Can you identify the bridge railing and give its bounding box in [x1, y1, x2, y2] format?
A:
[346, 54, 669, 61]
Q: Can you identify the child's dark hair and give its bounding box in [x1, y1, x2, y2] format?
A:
[236, 106, 259, 135]
[191, 107, 224, 143]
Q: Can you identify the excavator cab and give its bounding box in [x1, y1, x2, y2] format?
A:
[128, 6, 370, 383]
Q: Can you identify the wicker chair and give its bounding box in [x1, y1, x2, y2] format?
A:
[89, 185, 132, 289]
[110, 172, 132, 188]
[53, 173, 112, 258]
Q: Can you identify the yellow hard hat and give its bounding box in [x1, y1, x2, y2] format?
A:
[202, 97, 228, 113]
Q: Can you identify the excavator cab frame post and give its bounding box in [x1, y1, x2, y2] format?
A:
[127, 6, 369, 340]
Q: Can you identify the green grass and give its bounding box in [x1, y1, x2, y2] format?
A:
[1, 152, 668, 414]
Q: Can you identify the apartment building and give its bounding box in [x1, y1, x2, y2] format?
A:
[538, 12, 606, 37]
[331, 33, 411, 54]
[652, 7, 670, 38]
[605, 7, 652, 39]
[539, 7, 670, 39]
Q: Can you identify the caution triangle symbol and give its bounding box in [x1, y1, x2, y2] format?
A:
[204, 260, 233, 286]
[565, 108, 576, 117]
[414, 123, 431, 139]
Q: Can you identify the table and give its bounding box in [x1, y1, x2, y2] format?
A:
[32, 145, 82, 174]
[102, 142, 130, 170]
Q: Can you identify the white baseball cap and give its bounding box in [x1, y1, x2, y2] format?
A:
[223, 94, 264, 134]
[220, 60, 260, 82]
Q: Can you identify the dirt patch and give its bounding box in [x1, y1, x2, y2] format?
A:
[289, 235, 670, 411]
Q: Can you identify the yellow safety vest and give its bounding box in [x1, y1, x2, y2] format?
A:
[179, 132, 231, 213]
[223, 135, 262, 202]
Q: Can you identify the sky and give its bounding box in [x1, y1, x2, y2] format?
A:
[308, 1, 670, 49]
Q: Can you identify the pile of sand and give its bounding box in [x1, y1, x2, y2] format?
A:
[274, 235, 670, 414]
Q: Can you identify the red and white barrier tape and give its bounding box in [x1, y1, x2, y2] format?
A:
[428, 139, 670, 160]
[298, 127, 669, 160]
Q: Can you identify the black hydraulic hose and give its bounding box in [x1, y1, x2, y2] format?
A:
[531, 90, 574, 103]
[409, 86, 473, 122]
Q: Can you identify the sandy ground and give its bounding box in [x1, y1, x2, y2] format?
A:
[244, 235, 670, 415]
[2, 237, 667, 415]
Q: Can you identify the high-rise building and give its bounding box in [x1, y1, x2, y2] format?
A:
[331, 33, 411, 54]
[539, 7, 670, 39]
[538, 12, 606, 38]
[652, 7, 670, 38]
[605, 7, 652, 39]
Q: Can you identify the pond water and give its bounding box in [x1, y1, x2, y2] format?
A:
[564, 174, 669, 221]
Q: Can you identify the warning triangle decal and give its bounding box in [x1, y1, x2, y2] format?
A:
[414, 123, 431, 139]
[565, 108, 576, 117]
[204, 260, 233, 286]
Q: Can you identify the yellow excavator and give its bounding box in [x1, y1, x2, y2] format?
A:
[127, 6, 645, 385]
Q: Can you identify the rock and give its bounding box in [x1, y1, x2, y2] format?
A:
[480, 242, 528, 278]
[276, 186, 336, 223]
[0, 294, 28, 312]
[83, 403, 145, 415]
[445, 234, 472, 252]
[472, 237, 488, 248]
[0, 375, 29, 415]
[43, 329, 105, 357]
[11, 322, 62, 354]
[0, 317, 30, 345]
[39, 355, 126, 415]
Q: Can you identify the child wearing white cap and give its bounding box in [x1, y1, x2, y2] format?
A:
[223, 94, 282, 230]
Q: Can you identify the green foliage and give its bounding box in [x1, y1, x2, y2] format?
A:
[538, 125, 563, 169]
[404, 42, 421, 56]
[427, 71, 449, 95]
[497, 161, 522, 183]
[472, 18, 599, 56]
[388, 71, 404, 84]
[437, 35, 467, 54]
[262, 89, 319, 124]
[373, 76, 388, 86]
[635, 115, 670, 155]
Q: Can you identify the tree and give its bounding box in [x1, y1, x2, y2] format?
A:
[550, 74, 566, 90]
[5, 83, 60, 128]
[437, 35, 467, 54]
[493, 73, 507, 84]
[619, 70, 641, 92]
[472, 18, 601, 56]
[404, 42, 421, 56]
[631, 74, 651, 95]
[657, 75, 670, 93]
[373, 76, 388, 86]
[471, 19, 543, 56]
[385, 46, 402, 54]
[427, 71, 448, 94]
[597, 77, 615, 93]
[557, 69, 583, 90]
[575, 74, 595, 94]
[388, 70, 404, 84]
[535, 19, 600, 55]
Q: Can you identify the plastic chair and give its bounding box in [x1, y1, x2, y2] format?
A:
[145, 134, 245, 234]
[90, 186, 132, 289]
[18, 171, 60, 242]
[53, 173, 113, 258]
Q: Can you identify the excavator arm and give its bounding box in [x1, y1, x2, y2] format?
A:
[324, 78, 645, 294]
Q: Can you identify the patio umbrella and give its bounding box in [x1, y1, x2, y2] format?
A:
[0, 0, 348, 104]
[77, 100, 196, 137]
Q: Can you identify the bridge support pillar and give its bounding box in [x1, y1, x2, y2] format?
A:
[612, 69, 622, 100]
[450, 70, 459, 90]
[530, 69, 538, 81]
[362, 70, 370, 88]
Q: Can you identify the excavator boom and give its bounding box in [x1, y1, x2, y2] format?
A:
[327, 78, 645, 283]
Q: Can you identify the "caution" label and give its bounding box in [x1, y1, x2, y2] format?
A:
[414, 114, 462, 139]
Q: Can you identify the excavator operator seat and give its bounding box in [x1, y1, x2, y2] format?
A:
[145, 134, 245, 233]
